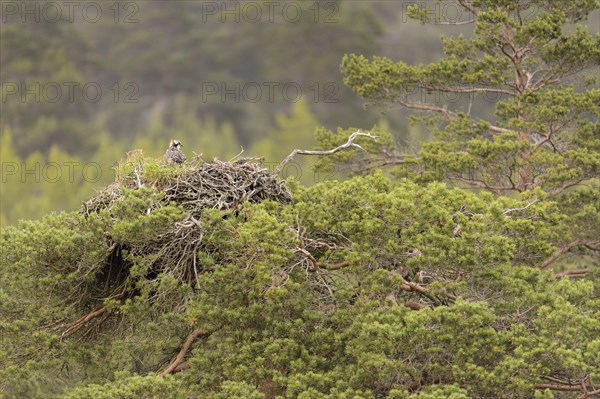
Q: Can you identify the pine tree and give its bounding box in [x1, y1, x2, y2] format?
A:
[339, 1, 599, 196]
[326, 0, 600, 269]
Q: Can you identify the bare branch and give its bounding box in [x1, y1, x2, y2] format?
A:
[392, 98, 459, 119]
[399, 281, 429, 295]
[423, 84, 515, 97]
[503, 199, 538, 215]
[534, 383, 583, 392]
[457, 0, 477, 15]
[431, 20, 475, 25]
[275, 131, 378, 175]
[391, 98, 513, 135]
[403, 301, 424, 310]
[334, 153, 408, 174]
[555, 268, 593, 279]
[535, 382, 598, 393]
[318, 261, 351, 271]
[580, 388, 600, 399]
[541, 240, 582, 269]
[295, 247, 351, 272]
[540, 240, 599, 269]
[229, 146, 245, 162]
[446, 174, 517, 195]
[158, 328, 215, 377]
[548, 180, 588, 197]
[60, 305, 108, 340]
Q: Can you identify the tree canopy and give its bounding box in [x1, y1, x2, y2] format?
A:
[2, 155, 598, 398]
[1, 1, 599, 398]
[338, 0, 599, 195]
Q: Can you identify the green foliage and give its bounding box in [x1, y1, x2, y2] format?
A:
[333, 0, 599, 276]
[1, 3, 598, 398]
[62, 374, 184, 399]
[2, 163, 598, 398]
[0, 1, 384, 160]
[0, 128, 119, 228]
[339, 1, 599, 196]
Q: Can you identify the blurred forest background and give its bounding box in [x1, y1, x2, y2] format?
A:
[0, 0, 594, 226]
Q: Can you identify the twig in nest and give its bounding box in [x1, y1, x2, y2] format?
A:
[229, 146, 245, 162]
[275, 130, 378, 175]
[158, 328, 216, 377]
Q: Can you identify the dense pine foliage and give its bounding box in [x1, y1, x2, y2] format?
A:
[2, 161, 598, 398]
[1, 1, 599, 398]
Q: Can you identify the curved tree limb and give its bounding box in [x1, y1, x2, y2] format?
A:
[275, 130, 378, 175]
[534, 383, 596, 393]
[295, 247, 351, 272]
[540, 240, 599, 269]
[503, 200, 538, 215]
[158, 328, 215, 377]
[390, 98, 513, 135]
[60, 305, 108, 341]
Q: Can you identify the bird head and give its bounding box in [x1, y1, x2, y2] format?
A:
[170, 139, 183, 149]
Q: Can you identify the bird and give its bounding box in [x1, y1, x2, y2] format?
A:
[165, 139, 186, 165]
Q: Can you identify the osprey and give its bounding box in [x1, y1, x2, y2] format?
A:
[165, 139, 186, 165]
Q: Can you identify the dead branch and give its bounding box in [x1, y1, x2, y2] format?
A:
[540, 240, 586, 269]
[398, 278, 456, 306]
[580, 388, 600, 399]
[158, 328, 214, 377]
[275, 130, 378, 175]
[503, 199, 538, 215]
[295, 247, 351, 272]
[403, 301, 424, 310]
[399, 281, 429, 295]
[534, 383, 594, 392]
[318, 261, 351, 271]
[391, 98, 513, 135]
[60, 305, 108, 341]
[555, 268, 593, 279]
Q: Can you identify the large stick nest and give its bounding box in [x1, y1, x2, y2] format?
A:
[74, 153, 292, 315]
[59, 135, 380, 339]
[83, 153, 292, 217]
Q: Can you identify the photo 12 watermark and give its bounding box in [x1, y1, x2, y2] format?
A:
[0, 1, 139, 23]
[200, 81, 339, 104]
[1, 161, 104, 184]
[198, 1, 339, 23]
[399, 1, 544, 24]
[1, 82, 140, 104]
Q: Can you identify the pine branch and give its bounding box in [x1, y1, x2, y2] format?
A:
[60, 305, 108, 341]
[541, 240, 599, 269]
[157, 328, 216, 377]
